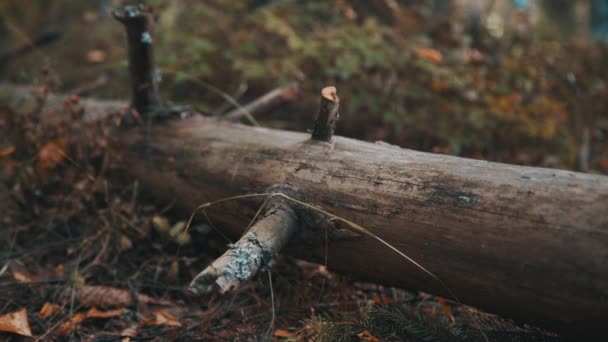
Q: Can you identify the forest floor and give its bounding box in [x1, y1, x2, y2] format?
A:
[2, 1, 607, 341]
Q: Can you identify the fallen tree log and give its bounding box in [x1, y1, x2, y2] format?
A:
[2, 84, 606, 336]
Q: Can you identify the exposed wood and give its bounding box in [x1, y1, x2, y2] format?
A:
[112, 5, 162, 115]
[224, 82, 299, 121]
[189, 192, 299, 294]
[1, 85, 608, 337]
[311, 86, 339, 141]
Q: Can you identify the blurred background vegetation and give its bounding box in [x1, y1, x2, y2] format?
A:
[1, 0, 607, 172]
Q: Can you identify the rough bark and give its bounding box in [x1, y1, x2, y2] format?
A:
[120, 116, 608, 337]
[311, 86, 339, 141]
[112, 5, 162, 115]
[1, 85, 608, 336]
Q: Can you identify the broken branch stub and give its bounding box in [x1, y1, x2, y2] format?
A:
[188, 194, 299, 295]
[311, 86, 340, 141]
[112, 4, 162, 115]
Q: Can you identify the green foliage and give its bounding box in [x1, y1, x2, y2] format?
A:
[142, 0, 606, 167]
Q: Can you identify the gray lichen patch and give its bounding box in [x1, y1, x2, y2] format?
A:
[222, 232, 271, 281]
[141, 32, 153, 44]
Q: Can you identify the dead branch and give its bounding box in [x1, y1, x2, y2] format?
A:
[224, 82, 300, 121]
[189, 192, 299, 294]
[112, 4, 162, 115]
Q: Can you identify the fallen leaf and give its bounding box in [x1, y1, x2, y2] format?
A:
[431, 79, 449, 92]
[38, 302, 61, 319]
[83, 11, 99, 23]
[120, 326, 139, 337]
[372, 293, 393, 304]
[86, 307, 125, 319]
[54, 264, 66, 277]
[0, 308, 32, 337]
[57, 313, 86, 336]
[142, 310, 181, 327]
[119, 234, 133, 251]
[55, 307, 125, 336]
[152, 215, 170, 233]
[357, 329, 380, 342]
[336, 0, 358, 20]
[437, 297, 455, 322]
[274, 329, 296, 338]
[414, 47, 443, 64]
[169, 221, 186, 237]
[13, 271, 35, 283]
[467, 48, 485, 64]
[37, 137, 68, 172]
[86, 49, 107, 64]
[0, 145, 15, 158]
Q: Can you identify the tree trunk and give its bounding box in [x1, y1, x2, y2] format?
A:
[2, 85, 607, 336]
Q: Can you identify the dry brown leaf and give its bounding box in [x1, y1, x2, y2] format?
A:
[437, 297, 455, 322]
[55, 307, 125, 336]
[274, 328, 296, 338]
[356, 329, 380, 342]
[120, 326, 139, 337]
[467, 48, 485, 64]
[82, 11, 99, 23]
[152, 215, 170, 233]
[414, 47, 443, 64]
[142, 310, 181, 327]
[57, 313, 86, 336]
[13, 271, 35, 283]
[0, 308, 32, 337]
[54, 264, 66, 277]
[38, 302, 62, 319]
[0, 145, 15, 158]
[86, 307, 125, 319]
[431, 79, 449, 92]
[336, 0, 358, 20]
[76, 285, 169, 308]
[86, 49, 107, 63]
[37, 137, 68, 172]
[372, 293, 393, 305]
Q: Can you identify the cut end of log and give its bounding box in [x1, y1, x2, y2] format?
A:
[111, 4, 153, 22]
[321, 86, 339, 103]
